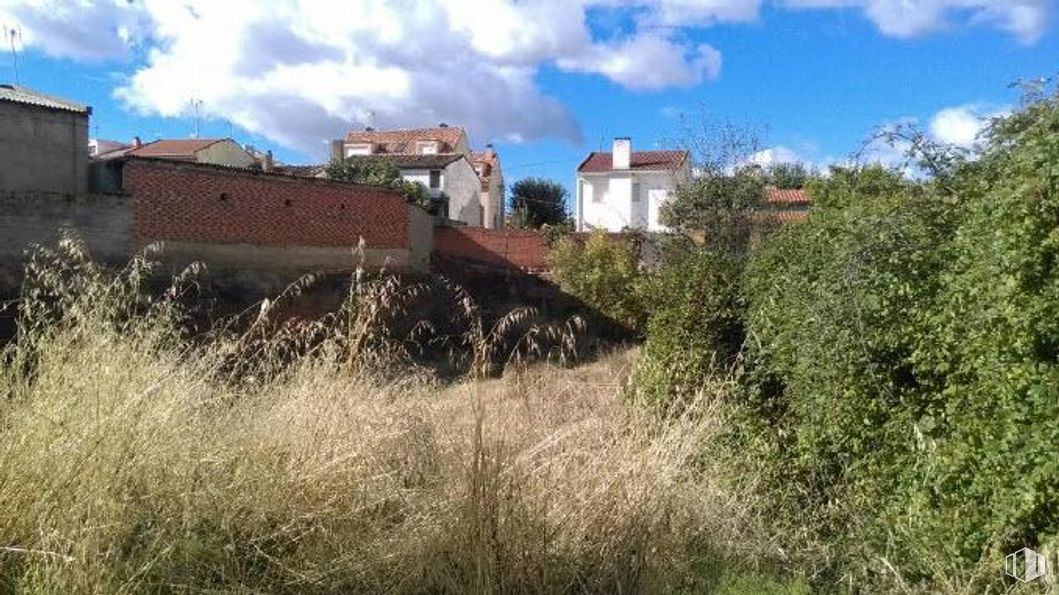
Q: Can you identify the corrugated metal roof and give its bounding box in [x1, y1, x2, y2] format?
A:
[0, 84, 88, 113]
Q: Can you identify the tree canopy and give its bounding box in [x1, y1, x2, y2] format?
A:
[325, 158, 432, 212]
[508, 177, 568, 228]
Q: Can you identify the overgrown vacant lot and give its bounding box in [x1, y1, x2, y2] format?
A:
[0, 248, 796, 593]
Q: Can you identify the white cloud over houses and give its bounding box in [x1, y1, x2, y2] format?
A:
[0, 0, 1046, 157]
[0, 0, 749, 156]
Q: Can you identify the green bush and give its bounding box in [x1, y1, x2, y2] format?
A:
[633, 247, 746, 408]
[637, 87, 1059, 590]
[739, 166, 958, 583]
[549, 230, 647, 334]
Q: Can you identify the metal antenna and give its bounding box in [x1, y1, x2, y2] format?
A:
[4, 26, 21, 84]
[189, 98, 203, 138]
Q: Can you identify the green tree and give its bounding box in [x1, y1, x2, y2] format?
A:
[509, 178, 568, 228]
[765, 162, 812, 189]
[326, 158, 432, 212]
[659, 171, 767, 257]
[549, 231, 646, 333]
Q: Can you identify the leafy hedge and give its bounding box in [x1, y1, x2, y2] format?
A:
[635, 89, 1059, 590]
[549, 230, 648, 334]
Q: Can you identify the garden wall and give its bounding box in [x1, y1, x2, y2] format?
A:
[433, 227, 550, 271]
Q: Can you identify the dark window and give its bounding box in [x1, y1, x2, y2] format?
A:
[429, 170, 441, 189]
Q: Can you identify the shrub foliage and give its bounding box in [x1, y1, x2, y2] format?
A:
[636, 85, 1059, 590]
[549, 230, 648, 334]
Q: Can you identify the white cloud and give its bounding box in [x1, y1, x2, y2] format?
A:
[929, 103, 1010, 147]
[0, 0, 151, 61]
[854, 102, 1011, 177]
[0, 0, 760, 156]
[782, 0, 1048, 43]
[0, 0, 1045, 158]
[558, 34, 722, 91]
[631, 0, 763, 27]
[747, 145, 804, 167]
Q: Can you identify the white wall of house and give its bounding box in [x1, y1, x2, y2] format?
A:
[577, 170, 681, 232]
[443, 158, 482, 226]
[398, 157, 481, 226]
[400, 169, 435, 193]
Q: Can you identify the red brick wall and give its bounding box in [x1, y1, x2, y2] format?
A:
[125, 158, 411, 249]
[433, 227, 550, 270]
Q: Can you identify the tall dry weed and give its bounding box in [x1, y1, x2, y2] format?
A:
[0, 240, 782, 593]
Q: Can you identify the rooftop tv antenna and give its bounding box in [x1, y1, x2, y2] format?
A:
[189, 98, 203, 138]
[4, 25, 22, 84]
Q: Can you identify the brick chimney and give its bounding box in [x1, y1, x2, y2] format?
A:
[132, 136, 142, 148]
[612, 137, 630, 170]
[330, 139, 344, 161]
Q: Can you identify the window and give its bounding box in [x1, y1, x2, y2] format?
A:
[345, 143, 372, 156]
[632, 182, 642, 202]
[417, 141, 439, 155]
[429, 170, 441, 189]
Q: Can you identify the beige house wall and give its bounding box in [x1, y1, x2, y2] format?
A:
[195, 139, 257, 168]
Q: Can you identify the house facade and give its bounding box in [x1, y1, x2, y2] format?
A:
[575, 138, 689, 233]
[0, 84, 90, 194]
[333, 125, 503, 228]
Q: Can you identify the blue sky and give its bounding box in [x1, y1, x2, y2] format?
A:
[1, 1, 1053, 196]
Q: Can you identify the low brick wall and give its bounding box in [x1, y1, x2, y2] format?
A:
[433, 227, 550, 270]
[120, 158, 436, 283]
[125, 158, 415, 250]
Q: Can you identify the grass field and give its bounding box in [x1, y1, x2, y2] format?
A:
[0, 243, 804, 593]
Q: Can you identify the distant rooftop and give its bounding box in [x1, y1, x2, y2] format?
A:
[577, 150, 689, 173]
[344, 126, 466, 154]
[0, 84, 89, 114]
[765, 187, 810, 205]
[127, 138, 226, 159]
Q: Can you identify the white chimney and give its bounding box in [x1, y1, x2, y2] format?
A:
[612, 137, 630, 170]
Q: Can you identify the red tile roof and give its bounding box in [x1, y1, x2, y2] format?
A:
[771, 210, 809, 223]
[765, 187, 810, 205]
[577, 150, 688, 173]
[126, 138, 225, 159]
[344, 126, 466, 154]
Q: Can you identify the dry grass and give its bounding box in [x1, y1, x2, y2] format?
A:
[0, 240, 792, 594]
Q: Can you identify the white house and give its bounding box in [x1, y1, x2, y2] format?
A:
[332, 125, 504, 228]
[575, 138, 689, 232]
